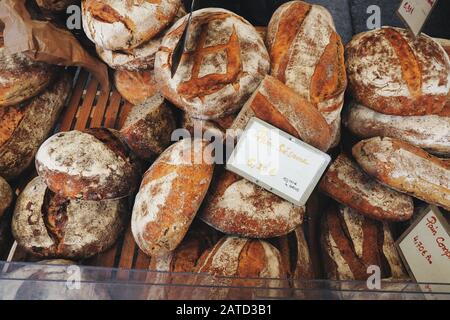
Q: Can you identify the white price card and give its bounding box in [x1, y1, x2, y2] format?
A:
[397, 0, 438, 37]
[226, 117, 331, 207]
[396, 206, 450, 296]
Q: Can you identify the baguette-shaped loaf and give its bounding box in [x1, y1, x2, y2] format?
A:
[346, 27, 450, 116]
[229, 75, 333, 152]
[353, 137, 450, 211]
[0, 73, 71, 180]
[132, 139, 214, 257]
[321, 204, 407, 281]
[319, 154, 414, 221]
[345, 102, 450, 156]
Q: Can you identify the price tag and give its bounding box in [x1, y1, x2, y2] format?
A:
[396, 206, 450, 295]
[226, 117, 331, 207]
[397, 0, 438, 37]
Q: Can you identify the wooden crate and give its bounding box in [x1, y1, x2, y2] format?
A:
[6, 69, 152, 272]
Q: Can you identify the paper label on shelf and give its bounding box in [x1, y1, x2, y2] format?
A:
[396, 206, 450, 296]
[397, 0, 438, 37]
[226, 117, 330, 207]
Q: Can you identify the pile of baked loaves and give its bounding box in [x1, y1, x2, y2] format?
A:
[1, 0, 449, 294]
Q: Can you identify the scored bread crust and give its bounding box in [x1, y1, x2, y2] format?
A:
[266, 1, 347, 145]
[345, 102, 450, 156]
[200, 170, 305, 239]
[131, 139, 214, 257]
[319, 154, 414, 222]
[353, 137, 450, 211]
[114, 69, 159, 105]
[321, 204, 407, 281]
[35, 128, 141, 201]
[12, 177, 128, 259]
[82, 0, 181, 50]
[0, 73, 71, 181]
[154, 8, 270, 120]
[346, 27, 450, 116]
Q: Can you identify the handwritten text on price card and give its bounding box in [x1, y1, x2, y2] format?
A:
[397, 0, 437, 36]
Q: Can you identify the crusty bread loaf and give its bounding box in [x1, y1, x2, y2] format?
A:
[181, 112, 236, 140]
[319, 154, 414, 222]
[346, 27, 450, 116]
[120, 94, 176, 159]
[321, 203, 407, 281]
[36, 128, 141, 200]
[154, 8, 270, 120]
[255, 26, 267, 41]
[200, 170, 305, 238]
[0, 176, 12, 220]
[132, 139, 214, 257]
[0, 30, 58, 107]
[0, 73, 71, 181]
[36, 0, 78, 12]
[353, 137, 450, 211]
[292, 227, 315, 281]
[12, 177, 128, 259]
[229, 75, 333, 152]
[82, 0, 181, 50]
[266, 1, 347, 145]
[114, 69, 159, 105]
[345, 102, 450, 156]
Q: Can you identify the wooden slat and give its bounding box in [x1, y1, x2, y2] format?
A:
[117, 101, 133, 130]
[104, 91, 122, 129]
[74, 78, 98, 130]
[116, 225, 137, 280]
[90, 89, 110, 128]
[59, 70, 89, 132]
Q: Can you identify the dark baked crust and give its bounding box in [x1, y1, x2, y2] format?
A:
[114, 69, 159, 105]
[36, 0, 78, 12]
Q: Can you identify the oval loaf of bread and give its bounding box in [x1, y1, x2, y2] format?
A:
[114, 69, 159, 105]
[345, 102, 450, 156]
[36, 128, 141, 200]
[12, 177, 128, 259]
[353, 137, 450, 211]
[346, 27, 450, 116]
[131, 139, 214, 257]
[319, 154, 414, 221]
[200, 170, 305, 238]
[154, 8, 270, 120]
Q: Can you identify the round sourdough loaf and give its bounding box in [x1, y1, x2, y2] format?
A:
[114, 69, 159, 105]
[36, 0, 78, 12]
[0, 73, 71, 181]
[120, 94, 176, 160]
[346, 27, 450, 116]
[321, 203, 407, 281]
[266, 1, 347, 145]
[0, 30, 58, 107]
[353, 137, 450, 211]
[154, 8, 270, 120]
[200, 170, 305, 238]
[319, 154, 414, 222]
[131, 139, 214, 257]
[35, 128, 141, 200]
[345, 102, 450, 156]
[0, 176, 12, 220]
[82, 0, 181, 50]
[12, 177, 128, 259]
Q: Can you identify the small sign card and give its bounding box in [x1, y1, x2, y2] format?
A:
[226, 118, 331, 207]
[397, 0, 438, 37]
[396, 206, 450, 295]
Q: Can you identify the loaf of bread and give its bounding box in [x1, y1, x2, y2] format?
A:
[293, 227, 315, 281]
[154, 8, 270, 120]
[0, 73, 71, 180]
[36, 128, 141, 200]
[0, 260, 111, 300]
[181, 112, 236, 140]
[345, 102, 450, 156]
[266, 1, 347, 145]
[200, 170, 305, 238]
[36, 0, 78, 12]
[12, 177, 128, 259]
[353, 137, 450, 211]
[346, 27, 450, 116]
[132, 139, 214, 257]
[321, 203, 407, 281]
[114, 69, 159, 105]
[0, 176, 13, 258]
[319, 154, 414, 221]
[0, 30, 58, 107]
[82, 0, 181, 50]
[0, 176, 12, 220]
[229, 75, 333, 152]
[120, 94, 176, 160]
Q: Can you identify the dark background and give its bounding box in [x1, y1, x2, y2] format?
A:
[183, 0, 450, 43]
